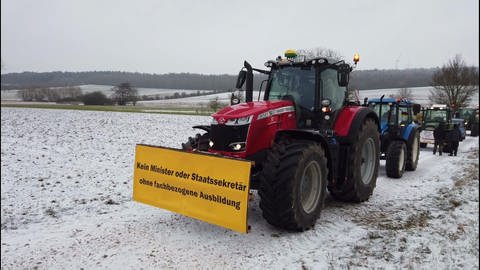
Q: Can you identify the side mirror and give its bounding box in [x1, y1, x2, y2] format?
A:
[231, 96, 240, 105]
[337, 64, 350, 87]
[412, 104, 421, 115]
[230, 90, 242, 105]
[236, 70, 247, 89]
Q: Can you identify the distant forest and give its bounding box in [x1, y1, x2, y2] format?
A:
[1, 68, 438, 91]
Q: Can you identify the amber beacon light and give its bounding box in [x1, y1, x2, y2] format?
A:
[353, 53, 360, 64]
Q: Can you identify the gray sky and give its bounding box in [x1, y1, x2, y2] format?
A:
[1, 0, 478, 74]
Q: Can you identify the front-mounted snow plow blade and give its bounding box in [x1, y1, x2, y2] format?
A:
[133, 144, 252, 233]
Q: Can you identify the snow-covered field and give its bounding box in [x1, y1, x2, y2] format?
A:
[0, 85, 209, 101]
[3, 85, 478, 109]
[357, 86, 479, 107]
[139, 86, 480, 108]
[1, 107, 479, 269]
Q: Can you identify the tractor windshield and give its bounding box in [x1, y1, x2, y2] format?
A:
[267, 66, 346, 112]
[369, 103, 392, 124]
[398, 106, 411, 125]
[369, 103, 411, 129]
[424, 109, 448, 123]
[456, 108, 475, 120]
[423, 109, 450, 129]
[268, 66, 315, 110]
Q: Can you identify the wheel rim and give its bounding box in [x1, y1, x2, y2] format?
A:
[412, 135, 419, 164]
[398, 145, 405, 173]
[361, 138, 376, 185]
[300, 160, 322, 214]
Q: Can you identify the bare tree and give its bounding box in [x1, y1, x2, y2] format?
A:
[17, 88, 33, 101]
[44, 88, 60, 101]
[17, 87, 48, 101]
[429, 55, 479, 112]
[396, 87, 413, 100]
[57, 86, 82, 101]
[297, 47, 343, 62]
[111, 82, 138, 106]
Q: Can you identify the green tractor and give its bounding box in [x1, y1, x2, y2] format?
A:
[419, 104, 453, 148]
[456, 107, 479, 136]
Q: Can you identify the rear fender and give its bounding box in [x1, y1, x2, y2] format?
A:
[275, 130, 335, 182]
[334, 106, 379, 144]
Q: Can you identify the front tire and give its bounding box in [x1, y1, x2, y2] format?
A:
[386, 141, 407, 178]
[329, 118, 380, 202]
[258, 140, 327, 231]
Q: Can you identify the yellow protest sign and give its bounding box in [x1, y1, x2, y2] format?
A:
[133, 144, 252, 233]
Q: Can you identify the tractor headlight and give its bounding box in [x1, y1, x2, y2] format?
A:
[225, 115, 252, 126]
[257, 111, 271, 120]
[228, 142, 246, 151]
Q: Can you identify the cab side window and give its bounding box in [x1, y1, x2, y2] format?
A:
[399, 107, 410, 124]
[321, 68, 346, 111]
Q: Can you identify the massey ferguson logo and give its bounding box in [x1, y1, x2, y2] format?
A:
[218, 117, 226, 124]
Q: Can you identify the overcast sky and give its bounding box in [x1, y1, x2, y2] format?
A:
[1, 0, 478, 74]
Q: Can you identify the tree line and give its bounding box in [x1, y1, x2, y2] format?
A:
[9, 55, 478, 113]
[17, 86, 83, 102]
[1, 68, 441, 91]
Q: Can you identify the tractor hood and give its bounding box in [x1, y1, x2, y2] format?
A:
[212, 100, 294, 123]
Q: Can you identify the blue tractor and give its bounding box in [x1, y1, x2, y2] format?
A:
[365, 96, 422, 178]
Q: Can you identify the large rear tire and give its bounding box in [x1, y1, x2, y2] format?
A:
[386, 141, 407, 178]
[258, 140, 327, 231]
[329, 118, 380, 202]
[405, 131, 420, 171]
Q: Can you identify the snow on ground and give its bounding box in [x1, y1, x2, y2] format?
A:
[1, 107, 479, 269]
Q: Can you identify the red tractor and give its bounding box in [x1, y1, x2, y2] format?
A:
[183, 51, 380, 231]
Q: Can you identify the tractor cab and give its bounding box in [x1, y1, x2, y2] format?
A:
[367, 97, 420, 140]
[234, 49, 353, 131]
[422, 104, 453, 130]
[264, 59, 348, 129]
[419, 104, 453, 147]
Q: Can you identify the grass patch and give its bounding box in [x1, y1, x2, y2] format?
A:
[1, 103, 214, 116]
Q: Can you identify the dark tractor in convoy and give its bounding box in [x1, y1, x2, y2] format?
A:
[183, 50, 380, 231]
[366, 97, 421, 178]
[420, 104, 453, 148]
